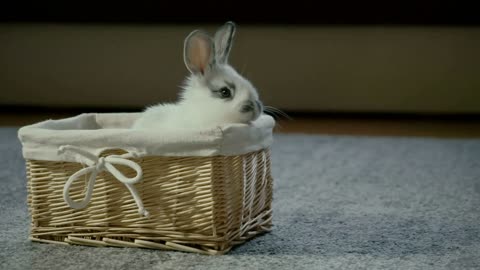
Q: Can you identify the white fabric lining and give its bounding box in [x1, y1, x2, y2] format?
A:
[18, 112, 275, 163]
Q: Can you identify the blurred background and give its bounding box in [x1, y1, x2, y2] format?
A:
[1, 2, 479, 136]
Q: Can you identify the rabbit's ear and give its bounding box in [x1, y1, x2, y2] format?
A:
[184, 30, 215, 75]
[214, 21, 236, 64]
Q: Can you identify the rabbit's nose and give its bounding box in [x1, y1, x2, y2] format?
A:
[255, 100, 263, 112]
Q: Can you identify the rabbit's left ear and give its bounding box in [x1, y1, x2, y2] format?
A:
[214, 21, 236, 64]
[184, 30, 215, 75]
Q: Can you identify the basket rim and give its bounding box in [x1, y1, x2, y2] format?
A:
[18, 112, 275, 162]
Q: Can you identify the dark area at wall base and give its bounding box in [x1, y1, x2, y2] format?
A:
[1, 105, 480, 120]
[1, 106, 480, 138]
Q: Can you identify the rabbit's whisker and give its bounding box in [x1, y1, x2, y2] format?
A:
[264, 106, 292, 120]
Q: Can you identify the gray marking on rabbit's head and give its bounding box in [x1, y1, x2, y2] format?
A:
[181, 22, 263, 123]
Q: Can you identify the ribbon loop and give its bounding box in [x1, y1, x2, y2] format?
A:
[103, 156, 143, 185]
[62, 166, 98, 210]
[58, 145, 149, 217]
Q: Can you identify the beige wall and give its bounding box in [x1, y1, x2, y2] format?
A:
[1, 23, 479, 113]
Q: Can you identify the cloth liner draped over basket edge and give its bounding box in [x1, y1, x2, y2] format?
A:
[18, 112, 276, 163]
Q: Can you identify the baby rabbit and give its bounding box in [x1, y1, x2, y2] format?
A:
[132, 21, 264, 130]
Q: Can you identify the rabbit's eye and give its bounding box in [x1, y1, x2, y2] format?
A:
[219, 87, 232, 98]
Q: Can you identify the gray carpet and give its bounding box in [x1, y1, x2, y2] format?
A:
[1, 127, 479, 270]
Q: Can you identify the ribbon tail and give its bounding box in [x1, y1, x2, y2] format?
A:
[125, 183, 149, 217]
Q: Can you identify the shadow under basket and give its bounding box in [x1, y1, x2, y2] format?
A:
[19, 113, 276, 255]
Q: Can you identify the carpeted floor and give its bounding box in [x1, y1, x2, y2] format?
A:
[1, 127, 479, 270]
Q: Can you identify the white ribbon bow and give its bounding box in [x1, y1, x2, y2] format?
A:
[58, 145, 149, 217]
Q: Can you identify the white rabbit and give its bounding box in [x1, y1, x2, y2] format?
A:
[132, 21, 264, 130]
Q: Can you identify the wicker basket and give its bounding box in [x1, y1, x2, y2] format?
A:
[19, 113, 275, 255]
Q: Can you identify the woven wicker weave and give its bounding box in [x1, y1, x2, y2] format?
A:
[26, 149, 273, 255]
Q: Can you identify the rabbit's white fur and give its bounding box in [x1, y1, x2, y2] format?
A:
[132, 22, 263, 130]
